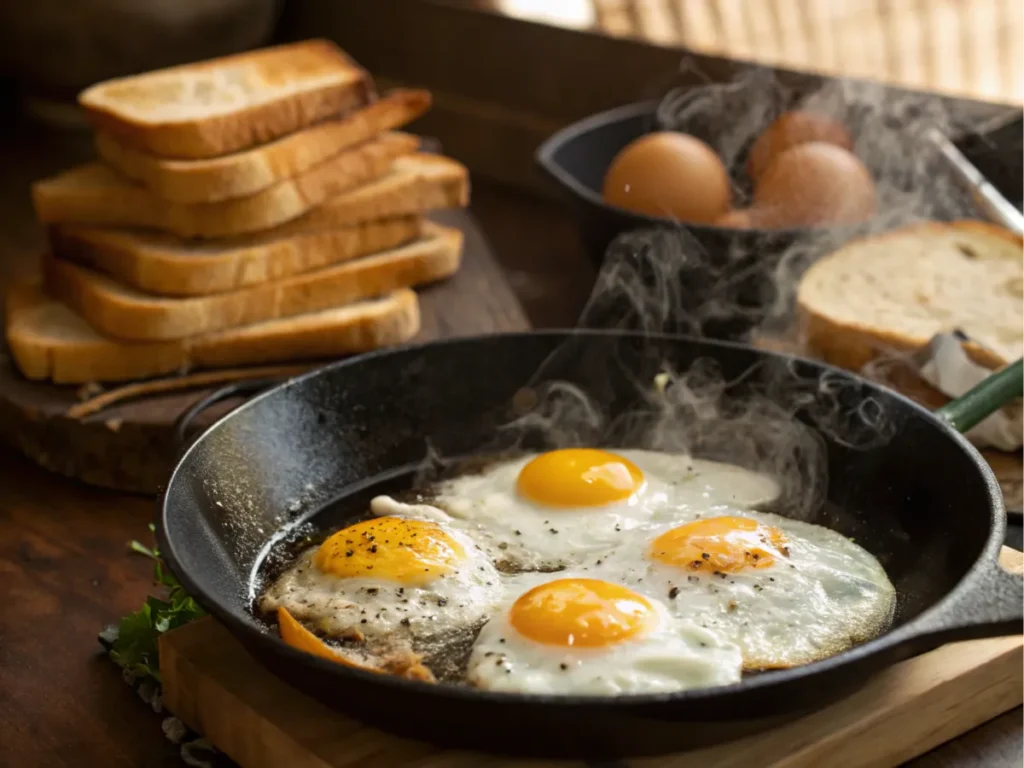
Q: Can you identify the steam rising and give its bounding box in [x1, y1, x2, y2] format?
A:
[654, 65, 982, 335]
[491, 343, 898, 522]
[453, 66, 989, 521]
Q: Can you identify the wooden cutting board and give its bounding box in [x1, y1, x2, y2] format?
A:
[159, 549, 1023, 768]
[0, 209, 528, 494]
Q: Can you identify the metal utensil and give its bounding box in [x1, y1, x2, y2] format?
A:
[928, 127, 1024, 234]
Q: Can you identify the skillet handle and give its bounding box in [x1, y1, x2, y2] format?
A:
[909, 549, 1023, 646]
[173, 378, 282, 456]
[936, 358, 1023, 433]
[935, 359, 1022, 521]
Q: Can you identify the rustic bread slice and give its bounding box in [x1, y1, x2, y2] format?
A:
[45, 153, 468, 298]
[6, 282, 420, 384]
[52, 215, 424, 297]
[797, 220, 1023, 371]
[95, 89, 432, 203]
[32, 132, 419, 238]
[281, 153, 470, 232]
[45, 223, 461, 342]
[78, 40, 374, 160]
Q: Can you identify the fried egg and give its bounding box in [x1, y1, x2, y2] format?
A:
[259, 516, 504, 650]
[374, 449, 779, 570]
[467, 576, 743, 695]
[588, 512, 896, 669]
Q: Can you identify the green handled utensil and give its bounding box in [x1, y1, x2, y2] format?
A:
[937, 358, 1023, 434]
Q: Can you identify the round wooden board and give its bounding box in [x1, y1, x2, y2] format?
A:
[0, 210, 529, 494]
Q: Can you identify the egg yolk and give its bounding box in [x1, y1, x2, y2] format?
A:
[649, 516, 789, 573]
[313, 517, 464, 587]
[508, 578, 657, 648]
[516, 449, 644, 508]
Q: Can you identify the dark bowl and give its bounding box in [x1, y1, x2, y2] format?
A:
[536, 100, 799, 265]
[536, 98, 1023, 341]
[535, 101, 820, 341]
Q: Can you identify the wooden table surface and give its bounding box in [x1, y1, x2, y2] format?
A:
[0, 125, 1020, 768]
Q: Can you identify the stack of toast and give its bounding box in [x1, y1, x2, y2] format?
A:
[6, 40, 470, 385]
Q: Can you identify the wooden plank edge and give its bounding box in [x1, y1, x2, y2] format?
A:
[161, 620, 1021, 768]
[160, 544, 1022, 768]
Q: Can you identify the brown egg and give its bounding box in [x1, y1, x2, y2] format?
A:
[714, 209, 758, 229]
[753, 142, 876, 228]
[602, 132, 732, 224]
[746, 111, 854, 181]
[714, 207, 792, 230]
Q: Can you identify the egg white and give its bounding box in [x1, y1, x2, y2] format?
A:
[394, 450, 780, 570]
[263, 449, 895, 693]
[585, 510, 896, 669]
[259, 523, 505, 648]
[467, 574, 744, 696]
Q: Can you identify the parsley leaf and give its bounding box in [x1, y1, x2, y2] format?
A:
[102, 525, 206, 686]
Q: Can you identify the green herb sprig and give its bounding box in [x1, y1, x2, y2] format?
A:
[99, 524, 206, 686]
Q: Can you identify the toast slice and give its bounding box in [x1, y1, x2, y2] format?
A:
[45, 222, 462, 342]
[78, 40, 375, 160]
[282, 153, 470, 232]
[797, 221, 1023, 371]
[32, 132, 419, 238]
[52, 215, 424, 297]
[6, 283, 420, 384]
[96, 89, 432, 203]
[46, 153, 468, 298]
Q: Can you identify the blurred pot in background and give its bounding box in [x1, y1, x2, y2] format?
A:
[0, 0, 282, 126]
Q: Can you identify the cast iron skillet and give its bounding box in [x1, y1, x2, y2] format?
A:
[157, 331, 1023, 758]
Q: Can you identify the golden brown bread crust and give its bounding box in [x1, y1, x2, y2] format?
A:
[5, 282, 185, 382]
[290, 154, 470, 231]
[797, 220, 1022, 372]
[6, 281, 422, 384]
[79, 40, 376, 160]
[800, 310, 1009, 372]
[32, 133, 420, 238]
[44, 224, 462, 341]
[94, 89, 432, 203]
[194, 289, 421, 369]
[51, 216, 425, 297]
